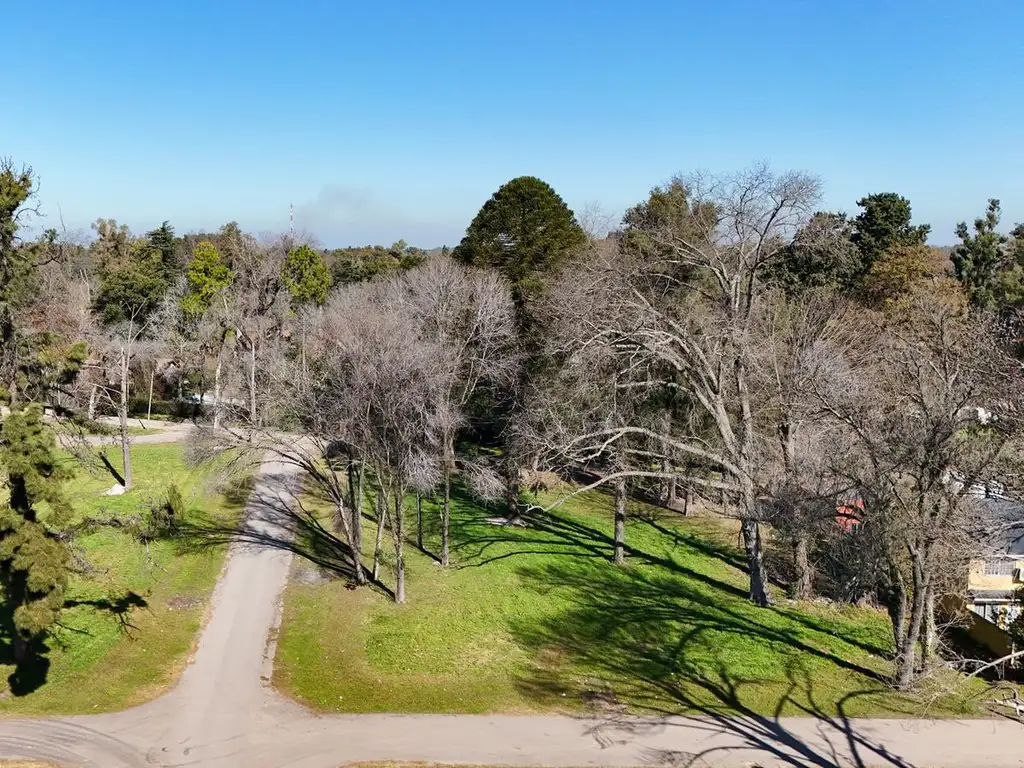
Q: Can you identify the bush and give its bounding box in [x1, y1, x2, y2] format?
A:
[148, 484, 185, 538]
[127, 397, 203, 419]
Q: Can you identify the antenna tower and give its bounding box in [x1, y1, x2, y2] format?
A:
[289, 203, 295, 237]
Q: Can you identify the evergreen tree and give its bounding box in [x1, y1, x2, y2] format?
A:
[0, 403, 72, 663]
[0, 160, 37, 398]
[952, 199, 1014, 310]
[851, 193, 930, 277]
[146, 220, 181, 282]
[453, 176, 585, 326]
[92, 220, 168, 326]
[767, 211, 862, 293]
[182, 241, 233, 315]
[282, 244, 330, 307]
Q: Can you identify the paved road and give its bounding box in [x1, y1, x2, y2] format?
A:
[0, 458, 1020, 767]
[63, 422, 193, 448]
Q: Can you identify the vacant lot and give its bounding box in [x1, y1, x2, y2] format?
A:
[275, 484, 985, 718]
[0, 443, 250, 715]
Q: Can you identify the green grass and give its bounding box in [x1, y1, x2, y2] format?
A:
[275, 483, 988, 718]
[0, 442, 251, 715]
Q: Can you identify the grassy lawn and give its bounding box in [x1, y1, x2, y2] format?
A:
[0, 442, 251, 715]
[275, 482, 988, 719]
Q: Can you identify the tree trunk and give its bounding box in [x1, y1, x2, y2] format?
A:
[921, 586, 937, 671]
[441, 435, 453, 567]
[504, 455, 521, 523]
[88, 384, 98, 421]
[372, 486, 385, 582]
[660, 458, 670, 502]
[792, 534, 813, 600]
[248, 341, 257, 426]
[354, 463, 365, 556]
[897, 560, 929, 690]
[682, 482, 692, 517]
[416, 494, 424, 551]
[334, 498, 365, 585]
[392, 490, 406, 604]
[213, 356, 223, 430]
[741, 517, 771, 606]
[613, 476, 627, 566]
[119, 345, 132, 491]
[147, 366, 155, 421]
[737, 473, 770, 606]
[346, 461, 366, 584]
[667, 474, 678, 507]
[886, 564, 909, 660]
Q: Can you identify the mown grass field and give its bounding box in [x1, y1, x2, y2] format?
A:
[274, 482, 988, 718]
[0, 442, 250, 715]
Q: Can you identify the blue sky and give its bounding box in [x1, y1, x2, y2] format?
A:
[6, 0, 1024, 247]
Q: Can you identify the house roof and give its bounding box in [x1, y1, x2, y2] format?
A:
[979, 498, 1024, 556]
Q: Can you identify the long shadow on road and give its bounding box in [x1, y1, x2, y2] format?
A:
[507, 557, 922, 768]
[176, 470, 394, 598]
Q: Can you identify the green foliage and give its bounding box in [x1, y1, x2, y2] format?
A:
[327, 241, 427, 286]
[182, 241, 233, 316]
[859, 244, 951, 307]
[767, 212, 862, 293]
[92, 220, 168, 326]
[0, 161, 87, 409]
[0, 159, 33, 264]
[851, 193, 930, 277]
[453, 176, 586, 312]
[0, 161, 37, 402]
[282, 244, 331, 306]
[0, 405, 73, 655]
[148, 484, 184, 538]
[146, 221, 181, 282]
[951, 199, 1024, 310]
[6, 335, 87, 407]
[619, 180, 718, 294]
[124, 397, 200, 419]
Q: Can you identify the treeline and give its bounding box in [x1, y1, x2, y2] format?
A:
[3, 157, 1024, 690]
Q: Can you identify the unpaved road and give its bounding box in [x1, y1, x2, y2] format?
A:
[0, 458, 1020, 767]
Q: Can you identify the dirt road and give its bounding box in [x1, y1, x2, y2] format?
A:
[0, 458, 1019, 767]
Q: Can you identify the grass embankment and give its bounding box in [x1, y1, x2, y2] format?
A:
[275, 482, 986, 718]
[0, 443, 250, 715]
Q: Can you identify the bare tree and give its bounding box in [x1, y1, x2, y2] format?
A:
[389, 258, 516, 565]
[288, 280, 447, 602]
[533, 166, 820, 605]
[816, 283, 1024, 688]
[749, 289, 854, 599]
[86, 306, 157, 489]
[224, 233, 291, 426]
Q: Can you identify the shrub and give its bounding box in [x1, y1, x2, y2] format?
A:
[148, 484, 185, 538]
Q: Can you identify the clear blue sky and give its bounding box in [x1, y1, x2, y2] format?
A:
[6, 0, 1024, 247]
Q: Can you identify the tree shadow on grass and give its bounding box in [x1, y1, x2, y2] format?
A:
[508, 559, 926, 767]
[177, 471, 394, 599]
[453, 495, 891, 663]
[0, 604, 51, 696]
[63, 591, 149, 636]
[452, 500, 754, 602]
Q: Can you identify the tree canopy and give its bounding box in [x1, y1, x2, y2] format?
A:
[282, 244, 331, 307]
[851, 193, 930, 276]
[453, 176, 585, 311]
